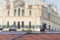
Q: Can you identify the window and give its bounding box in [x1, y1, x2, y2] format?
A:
[8, 11, 10, 16]
[29, 10, 32, 16]
[22, 21, 24, 28]
[18, 21, 20, 28]
[29, 22, 31, 28]
[48, 13, 50, 20]
[7, 21, 9, 27]
[55, 27, 56, 31]
[18, 8, 20, 16]
[14, 22, 16, 27]
[14, 9, 16, 16]
[49, 25, 51, 30]
[22, 9, 24, 16]
[52, 27, 54, 30]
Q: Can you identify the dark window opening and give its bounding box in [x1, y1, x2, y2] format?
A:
[22, 21, 24, 28]
[13, 22, 16, 27]
[29, 10, 31, 16]
[14, 9, 16, 16]
[22, 9, 24, 16]
[18, 21, 20, 28]
[29, 22, 31, 28]
[7, 21, 9, 27]
[8, 11, 10, 16]
[49, 25, 51, 30]
[18, 8, 20, 16]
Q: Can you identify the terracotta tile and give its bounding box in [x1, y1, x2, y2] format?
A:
[0, 34, 60, 40]
[15, 34, 60, 40]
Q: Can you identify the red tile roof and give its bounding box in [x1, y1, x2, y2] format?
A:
[0, 34, 19, 40]
[0, 34, 60, 40]
[14, 33, 60, 40]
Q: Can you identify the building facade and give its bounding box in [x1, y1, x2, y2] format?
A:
[0, 0, 60, 32]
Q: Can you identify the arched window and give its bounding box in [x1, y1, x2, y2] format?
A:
[29, 21, 31, 28]
[8, 11, 10, 16]
[22, 21, 24, 28]
[29, 10, 32, 16]
[49, 25, 51, 30]
[14, 21, 16, 27]
[7, 21, 9, 27]
[14, 9, 16, 16]
[22, 9, 24, 16]
[18, 8, 20, 16]
[18, 21, 20, 28]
